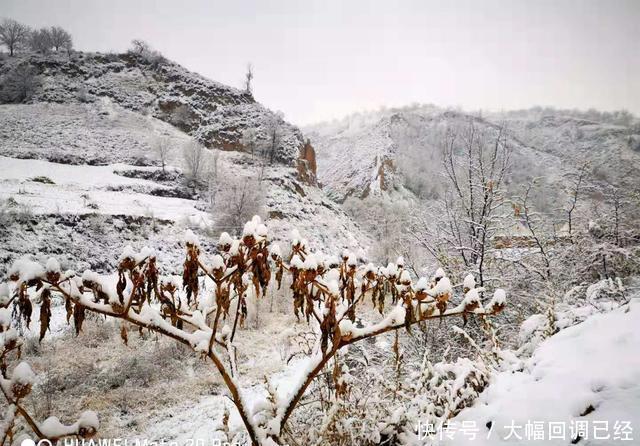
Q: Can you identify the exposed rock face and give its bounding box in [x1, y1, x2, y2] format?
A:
[376, 156, 395, 191]
[296, 139, 318, 186]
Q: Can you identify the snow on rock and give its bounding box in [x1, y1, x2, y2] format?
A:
[0, 51, 305, 164]
[446, 299, 640, 445]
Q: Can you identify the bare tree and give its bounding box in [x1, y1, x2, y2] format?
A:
[432, 120, 511, 285]
[152, 136, 172, 173]
[604, 183, 631, 248]
[241, 128, 257, 158]
[206, 150, 220, 209]
[130, 39, 151, 55]
[183, 140, 208, 186]
[343, 195, 410, 265]
[0, 18, 30, 56]
[29, 28, 53, 53]
[264, 113, 283, 165]
[564, 161, 589, 242]
[0, 64, 41, 103]
[244, 63, 254, 96]
[213, 175, 264, 234]
[511, 180, 553, 281]
[49, 26, 72, 52]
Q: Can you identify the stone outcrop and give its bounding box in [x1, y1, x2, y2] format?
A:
[377, 156, 395, 191]
[297, 139, 318, 186]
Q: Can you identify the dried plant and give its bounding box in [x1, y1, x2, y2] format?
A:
[0, 216, 506, 445]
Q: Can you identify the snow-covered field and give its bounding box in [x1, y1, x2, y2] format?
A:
[0, 156, 210, 222]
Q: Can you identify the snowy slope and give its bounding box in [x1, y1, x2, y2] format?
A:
[0, 101, 370, 276]
[0, 102, 192, 165]
[306, 105, 640, 203]
[0, 52, 305, 164]
[446, 299, 640, 445]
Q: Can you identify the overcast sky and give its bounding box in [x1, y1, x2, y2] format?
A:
[2, 0, 639, 125]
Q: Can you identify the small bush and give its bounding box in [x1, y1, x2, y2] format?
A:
[30, 176, 55, 184]
[0, 64, 41, 103]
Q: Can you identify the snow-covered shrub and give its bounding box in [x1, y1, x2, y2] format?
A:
[518, 277, 628, 357]
[1, 216, 507, 445]
[0, 63, 41, 103]
[1, 320, 99, 442]
[288, 344, 493, 446]
[75, 86, 90, 103]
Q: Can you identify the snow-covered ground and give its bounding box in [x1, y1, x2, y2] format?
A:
[0, 100, 371, 277]
[0, 156, 210, 222]
[446, 298, 640, 445]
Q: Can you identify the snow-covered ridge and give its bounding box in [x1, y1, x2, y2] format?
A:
[0, 51, 306, 164]
[306, 105, 640, 203]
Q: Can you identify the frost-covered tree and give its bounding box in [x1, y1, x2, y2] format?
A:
[416, 120, 511, 286]
[241, 128, 258, 158]
[49, 26, 72, 52]
[344, 195, 412, 266]
[28, 28, 53, 53]
[263, 113, 283, 165]
[0, 64, 40, 103]
[212, 175, 264, 235]
[152, 136, 172, 173]
[244, 63, 254, 96]
[563, 161, 590, 242]
[129, 39, 165, 67]
[0, 19, 30, 56]
[182, 140, 208, 186]
[130, 39, 150, 55]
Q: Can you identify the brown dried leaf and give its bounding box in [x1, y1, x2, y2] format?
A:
[120, 323, 128, 345]
[39, 288, 51, 342]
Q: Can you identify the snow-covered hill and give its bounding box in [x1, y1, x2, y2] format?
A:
[0, 52, 306, 164]
[0, 54, 370, 275]
[305, 105, 640, 204]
